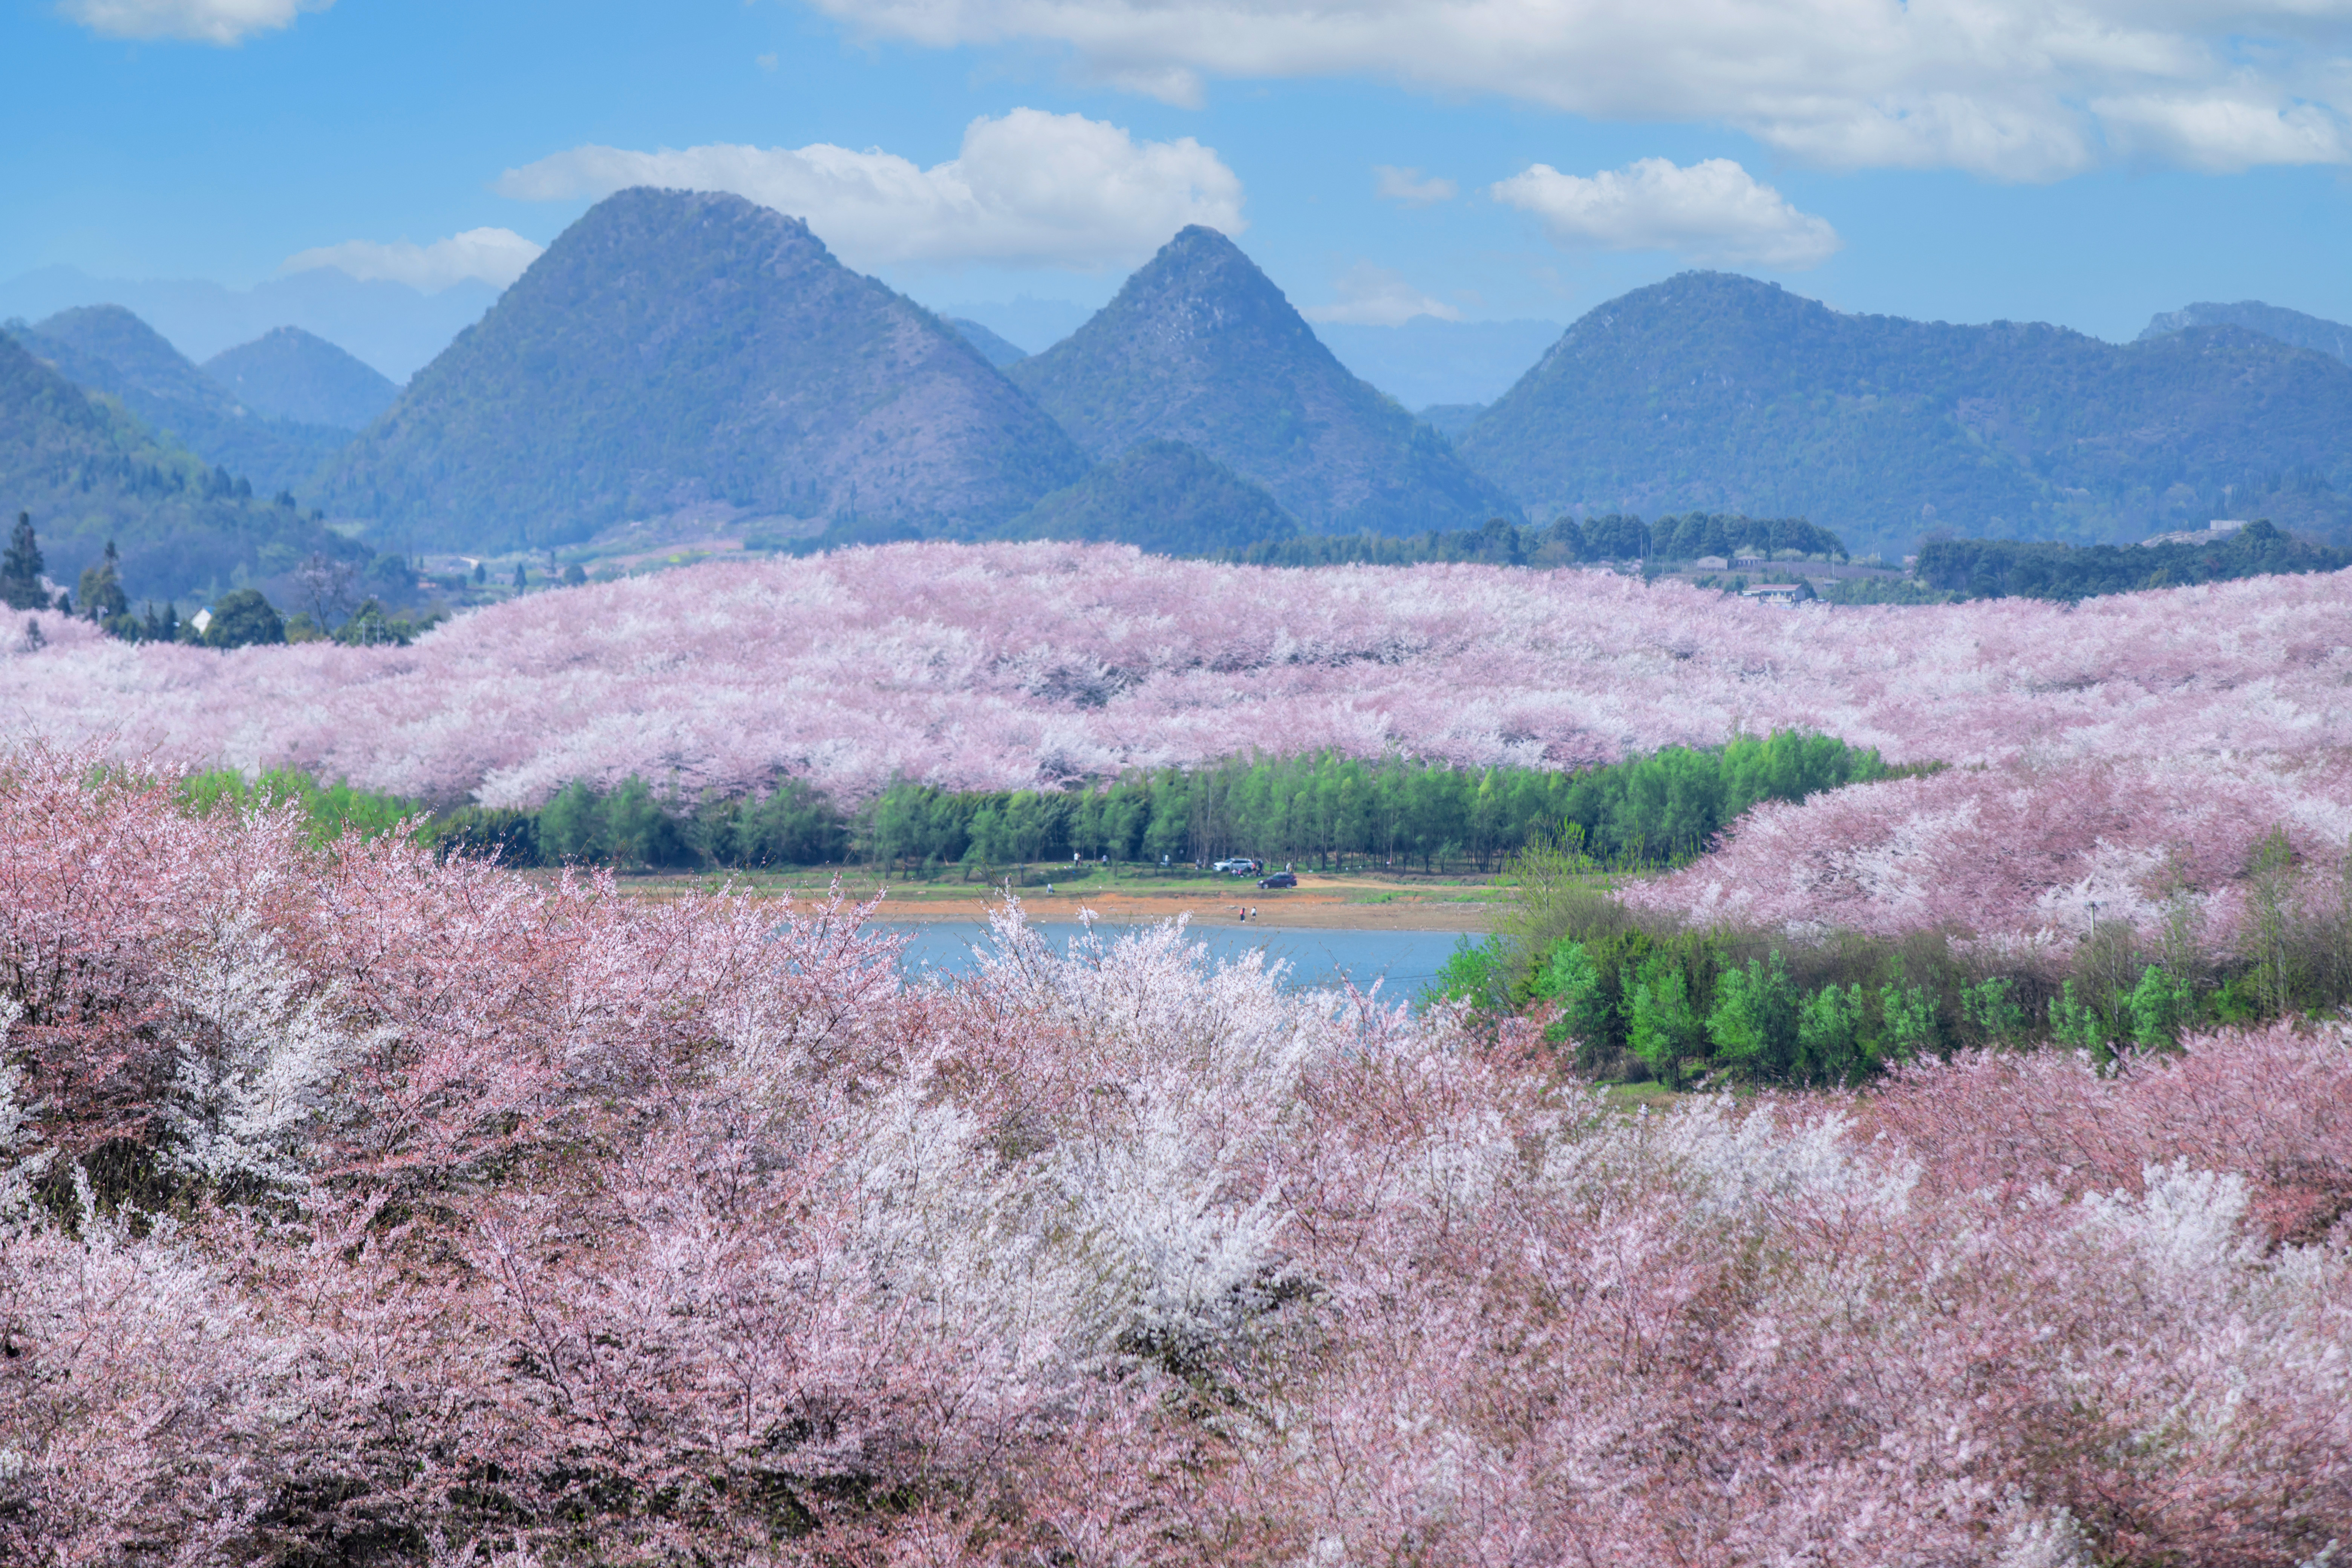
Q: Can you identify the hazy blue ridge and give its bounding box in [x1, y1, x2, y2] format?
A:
[312, 187, 1091, 553]
[7, 306, 354, 495]
[947, 316, 1029, 368]
[2140, 300, 2352, 365]
[204, 325, 398, 429]
[1008, 226, 1522, 536]
[0, 263, 492, 381]
[0, 330, 384, 608]
[1002, 440, 1300, 553]
[1459, 271, 2352, 557]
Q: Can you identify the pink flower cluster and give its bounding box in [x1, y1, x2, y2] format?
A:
[4, 745, 2349, 1564]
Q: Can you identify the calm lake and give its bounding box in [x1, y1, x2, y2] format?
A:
[883, 920, 1474, 997]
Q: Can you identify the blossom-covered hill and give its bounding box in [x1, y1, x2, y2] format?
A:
[9, 541, 2349, 942]
[8, 541, 2350, 803]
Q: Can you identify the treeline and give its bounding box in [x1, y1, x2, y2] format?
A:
[1218, 512, 1849, 570]
[1916, 520, 2349, 602]
[428, 776, 850, 870]
[176, 731, 1891, 878]
[867, 732, 1886, 875]
[1451, 826, 2352, 1089]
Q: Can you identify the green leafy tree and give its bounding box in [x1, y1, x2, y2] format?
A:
[1532, 940, 1611, 1051]
[1878, 975, 1938, 1061]
[2047, 980, 2108, 1058]
[1707, 952, 1800, 1080]
[1624, 956, 1703, 1085]
[1960, 976, 2027, 1043]
[1796, 983, 1866, 1083]
[1, 513, 47, 611]
[202, 588, 286, 649]
[2126, 965, 2194, 1050]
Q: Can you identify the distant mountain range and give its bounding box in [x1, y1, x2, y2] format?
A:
[11, 195, 2352, 571]
[204, 326, 398, 429]
[4, 306, 356, 495]
[0, 330, 381, 608]
[1008, 226, 1518, 534]
[1459, 273, 2352, 556]
[0, 263, 487, 381]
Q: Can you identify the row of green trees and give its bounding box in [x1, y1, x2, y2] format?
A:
[186, 732, 1888, 879]
[865, 731, 1888, 876]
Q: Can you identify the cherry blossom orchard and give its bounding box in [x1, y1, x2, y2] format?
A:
[8, 540, 2349, 942]
[6, 542, 2349, 804]
[3, 747, 2347, 1564]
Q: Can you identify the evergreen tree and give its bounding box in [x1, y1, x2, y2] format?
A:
[78, 541, 130, 626]
[513, 563, 528, 591]
[1, 513, 47, 612]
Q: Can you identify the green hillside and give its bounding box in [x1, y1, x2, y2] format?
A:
[6, 305, 353, 493]
[0, 331, 380, 607]
[1006, 440, 1298, 552]
[314, 188, 1089, 553]
[1459, 272, 2352, 557]
[1008, 227, 1519, 535]
[204, 325, 398, 429]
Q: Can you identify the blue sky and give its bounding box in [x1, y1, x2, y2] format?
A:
[5, 0, 2350, 356]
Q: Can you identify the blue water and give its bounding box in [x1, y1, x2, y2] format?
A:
[884, 920, 1472, 997]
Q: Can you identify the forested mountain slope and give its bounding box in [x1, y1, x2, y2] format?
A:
[1009, 227, 1517, 534]
[0, 331, 372, 605]
[313, 188, 1089, 551]
[2141, 300, 2352, 364]
[6, 305, 353, 493]
[1460, 273, 2352, 556]
[203, 325, 398, 429]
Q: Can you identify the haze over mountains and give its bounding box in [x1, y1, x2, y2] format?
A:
[0, 329, 376, 606]
[11, 181, 2352, 599]
[4, 306, 355, 495]
[204, 327, 399, 429]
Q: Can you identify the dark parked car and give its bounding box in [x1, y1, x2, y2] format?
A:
[1257, 871, 1297, 889]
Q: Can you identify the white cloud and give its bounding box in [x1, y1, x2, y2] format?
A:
[1302, 262, 1464, 325]
[279, 228, 545, 292]
[1491, 157, 1843, 268]
[805, 0, 2352, 179]
[1373, 165, 1457, 205]
[495, 109, 1245, 271]
[59, 0, 326, 44]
